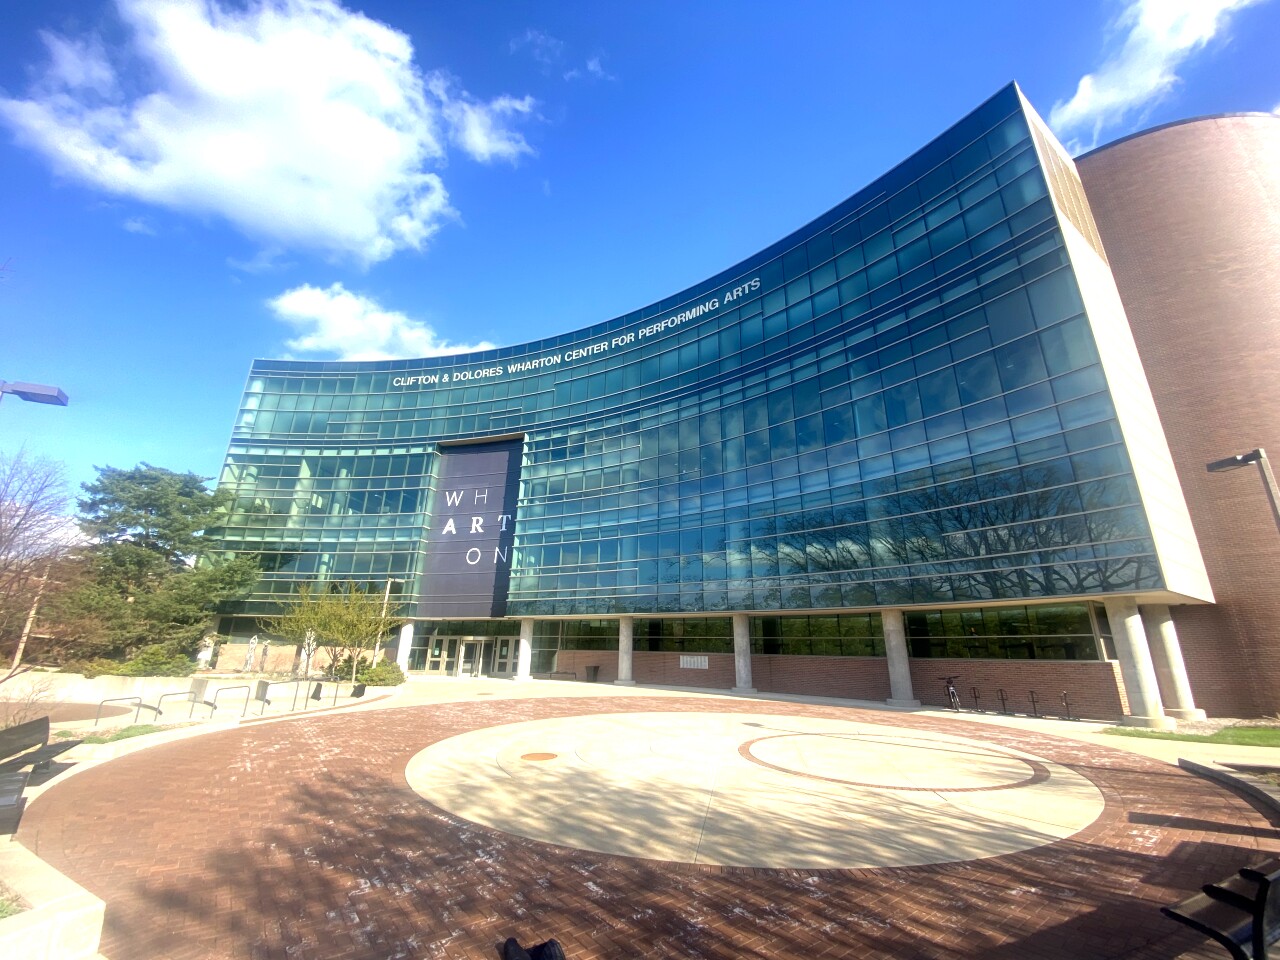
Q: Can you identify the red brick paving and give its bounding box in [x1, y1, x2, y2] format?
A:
[16, 696, 1280, 959]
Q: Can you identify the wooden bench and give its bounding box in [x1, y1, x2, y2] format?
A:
[1163, 862, 1280, 959]
[548, 671, 577, 681]
[0, 716, 78, 774]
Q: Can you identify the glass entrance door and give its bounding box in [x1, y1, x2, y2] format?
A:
[459, 640, 480, 677]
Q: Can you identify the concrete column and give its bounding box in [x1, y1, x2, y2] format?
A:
[394, 621, 415, 672]
[1104, 597, 1176, 729]
[514, 618, 534, 682]
[882, 608, 920, 707]
[731, 613, 756, 693]
[615, 616, 635, 685]
[1141, 604, 1206, 721]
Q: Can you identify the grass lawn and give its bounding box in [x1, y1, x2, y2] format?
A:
[0, 884, 24, 919]
[1103, 726, 1280, 747]
[54, 724, 169, 744]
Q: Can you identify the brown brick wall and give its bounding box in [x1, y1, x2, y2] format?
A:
[554, 649, 1125, 719]
[554, 649, 738, 688]
[908, 657, 1127, 720]
[212, 642, 344, 674]
[1078, 115, 1280, 717]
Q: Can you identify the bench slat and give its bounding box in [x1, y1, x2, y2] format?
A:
[1207, 875, 1264, 913]
[1163, 896, 1254, 960]
[0, 717, 50, 765]
[0, 771, 31, 808]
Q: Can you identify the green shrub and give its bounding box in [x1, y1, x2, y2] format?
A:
[326, 654, 405, 686]
[117, 645, 196, 677]
[63, 646, 195, 678]
[60, 658, 124, 678]
[326, 653, 369, 681]
[357, 660, 405, 686]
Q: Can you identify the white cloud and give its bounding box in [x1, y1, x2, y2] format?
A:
[122, 216, 155, 235]
[1049, 0, 1266, 150]
[1273, 101, 1280, 114]
[511, 27, 613, 83]
[269, 282, 495, 361]
[510, 29, 564, 68]
[428, 76, 536, 164]
[0, 0, 537, 265]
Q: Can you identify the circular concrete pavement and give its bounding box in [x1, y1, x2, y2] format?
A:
[16, 689, 1280, 960]
[406, 712, 1105, 868]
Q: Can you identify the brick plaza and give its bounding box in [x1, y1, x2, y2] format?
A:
[16, 688, 1279, 959]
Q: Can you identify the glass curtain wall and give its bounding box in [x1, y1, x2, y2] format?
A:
[213, 85, 1154, 666]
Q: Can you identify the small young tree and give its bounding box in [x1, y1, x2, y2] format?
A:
[266, 582, 403, 682]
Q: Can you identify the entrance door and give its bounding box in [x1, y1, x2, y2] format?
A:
[459, 640, 480, 677]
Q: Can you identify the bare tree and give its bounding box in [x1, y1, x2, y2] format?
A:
[0, 449, 75, 680]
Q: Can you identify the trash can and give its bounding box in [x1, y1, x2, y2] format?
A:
[310, 682, 323, 701]
[585, 665, 600, 682]
[352, 682, 367, 698]
[254, 679, 271, 704]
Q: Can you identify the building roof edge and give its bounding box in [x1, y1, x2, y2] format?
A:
[1077, 112, 1280, 161]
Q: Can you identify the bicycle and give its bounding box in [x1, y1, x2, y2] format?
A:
[939, 675, 962, 712]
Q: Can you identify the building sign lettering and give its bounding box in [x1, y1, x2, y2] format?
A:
[392, 276, 760, 388]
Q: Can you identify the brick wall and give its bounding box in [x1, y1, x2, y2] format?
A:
[1079, 116, 1280, 718]
[907, 657, 1127, 721]
[212, 642, 340, 674]
[554, 649, 1126, 719]
[753, 655, 891, 701]
[554, 649, 738, 688]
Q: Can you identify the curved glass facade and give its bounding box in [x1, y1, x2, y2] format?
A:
[214, 84, 1189, 672]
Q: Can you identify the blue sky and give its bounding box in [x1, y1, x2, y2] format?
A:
[2, 0, 1277, 502]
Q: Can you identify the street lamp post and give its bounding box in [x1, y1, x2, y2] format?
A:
[0, 380, 69, 407]
[1206, 447, 1280, 536]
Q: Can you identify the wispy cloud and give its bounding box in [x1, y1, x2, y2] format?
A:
[269, 282, 495, 361]
[1049, 0, 1266, 151]
[511, 27, 614, 82]
[0, 0, 538, 265]
[510, 28, 564, 68]
[122, 216, 155, 235]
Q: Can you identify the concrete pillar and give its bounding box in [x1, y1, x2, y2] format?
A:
[1104, 597, 1176, 729]
[1141, 604, 1206, 721]
[731, 613, 756, 693]
[514, 618, 534, 682]
[394, 621, 415, 672]
[616, 616, 635, 685]
[882, 608, 920, 707]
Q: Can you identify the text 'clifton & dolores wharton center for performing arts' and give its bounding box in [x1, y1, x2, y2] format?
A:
[210, 83, 1280, 725]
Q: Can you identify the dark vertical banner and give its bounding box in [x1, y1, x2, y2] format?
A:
[418, 439, 522, 618]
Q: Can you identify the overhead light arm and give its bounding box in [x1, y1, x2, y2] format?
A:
[0, 380, 69, 406]
[1207, 447, 1280, 535]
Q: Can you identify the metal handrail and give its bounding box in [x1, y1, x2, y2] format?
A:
[155, 690, 195, 718]
[212, 684, 251, 718]
[95, 696, 142, 727]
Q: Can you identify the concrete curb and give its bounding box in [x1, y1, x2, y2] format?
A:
[1178, 757, 1280, 821]
[0, 840, 103, 960]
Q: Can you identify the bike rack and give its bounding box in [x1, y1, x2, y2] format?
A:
[211, 684, 251, 718]
[970, 686, 984, 712]
[95, 696, 142, 726]
[1028, 690, 1041, 717]
[997, 688, 1010, 715]
[1061, 690, 1074, 720]
[155, 690, 195, 718]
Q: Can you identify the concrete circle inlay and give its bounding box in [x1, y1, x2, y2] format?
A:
[405, 712, 1105, 869]
[740, 733, 1050, 792]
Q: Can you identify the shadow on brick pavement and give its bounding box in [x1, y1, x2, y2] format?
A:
[15, 696, 1280, 959]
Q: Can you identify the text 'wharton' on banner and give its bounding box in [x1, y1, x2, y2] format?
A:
[418, 439, 522, 619]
